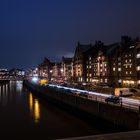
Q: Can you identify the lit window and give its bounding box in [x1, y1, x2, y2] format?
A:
[125, 60, 127, 63]
[136, 53, 140, 58]
[126, 71, 128, 75]
[129, 54, 131, 57]
[105, 68, 107, 72]
[130, 71, 132, 74]
[89, 74, 92, 77]
[104, 63, 107, 67]
[101, 79, 103, 82]
[118, 79, 122, 83]
[118, 62, 121, 65]
[126, 65, 127, 68]
[100, 69, 102, 72]
[130, 65, 132, 68]
[137, 66, 140, 71]
[113, 67, 115, 71]
[89, 57, 91, 60]
[118, 68, 121, 71]
[118, 57, 121, 61]
[129, 59, 131, 62]
[100, 64, 102, 67]
[89, 65, 91, 68]
[87, 65, 88, 69]
[105, 79, 107, 83]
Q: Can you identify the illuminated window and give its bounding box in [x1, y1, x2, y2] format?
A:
[101, 79, 103, 82]
[100, 69, 102, 72]
[129, 54, 131, 57]
[137, 66, 140, 71]
[89, 74, 91, 77]
[130, 65, 132, 68]
[126, 65, 127, 68]
[118, 68, 121, 71]
[113, 67, 115, 71]
[118, 62, 121, 65]
[105, 79, 107, 83]
[100, 64, 102, 67]
[126, 71, 128, 75]
[104, 63, 107, 66]
[89, 57, 91, 60]
[129, 59, 131, 62]
[105, 68, 107, 72]
[118, 79, 122, 83]
[87, 65, 88, 68]
[118, 57, 121, 61]
[89, 65, 91, 68]
[136, 53, 140, 58]
[125, 60, 127, 63]
[130, 71, 132, 74]
[125, 54, 127, 57]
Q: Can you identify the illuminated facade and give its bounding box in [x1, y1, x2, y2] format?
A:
[61, 56, 72, 83]
[37, 57, 51, 80]
[72, 42, 92, 84]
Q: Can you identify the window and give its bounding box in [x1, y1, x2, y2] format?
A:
[100, 64, 102, 67]
[130, 71, 132, 74]
[104, 63, 107, 67]
[105, 68, 107, 72]
[136, 53, 140, 58]
[118, 62, 121, 65]
[126, 71, 128, 75]
[118, 79, 122, 83]
[129, 59, 131, 62]
[118, 57, 121, 61]
[113, 67, 115, 71]
[137, 66, 140, 71]
[130, 65, 132, 68]
[118, 68, 121, 71]
[125, 60, 127, 63]
[125, 54, 127, 57]
[105, 79, 107, 83]
[89, 57, 91, 60]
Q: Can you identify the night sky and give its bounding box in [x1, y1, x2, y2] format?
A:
[0, 0, 140, 70]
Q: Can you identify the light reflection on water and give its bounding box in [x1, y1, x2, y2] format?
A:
[0, 84, 9, 106]
[29, 92, 40, 123]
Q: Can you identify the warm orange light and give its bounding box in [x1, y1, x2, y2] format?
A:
[34, 99, 40, 123]
[29, 93, 33, 114]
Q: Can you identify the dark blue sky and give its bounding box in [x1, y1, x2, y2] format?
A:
[0, 0, 140, 69]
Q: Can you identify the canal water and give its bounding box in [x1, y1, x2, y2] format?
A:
[0, 81, 124, 139]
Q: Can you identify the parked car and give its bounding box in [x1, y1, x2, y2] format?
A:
[105, 95, 121, 104]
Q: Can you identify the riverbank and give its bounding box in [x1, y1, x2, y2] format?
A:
[24, 80, 140, 130]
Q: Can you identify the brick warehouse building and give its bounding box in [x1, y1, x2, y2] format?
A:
[36, 36, 140, 88]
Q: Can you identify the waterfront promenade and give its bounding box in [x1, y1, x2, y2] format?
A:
[59, 130, 140, 140]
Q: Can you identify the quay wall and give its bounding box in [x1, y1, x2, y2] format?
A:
[24, 80, 140, 130]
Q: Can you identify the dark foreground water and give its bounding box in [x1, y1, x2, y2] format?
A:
[0, 81, 124, 139]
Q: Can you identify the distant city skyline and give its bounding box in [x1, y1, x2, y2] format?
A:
[0, 0, 140, 69]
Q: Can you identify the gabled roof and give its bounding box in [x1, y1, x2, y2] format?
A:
[77, 42, 92, 53]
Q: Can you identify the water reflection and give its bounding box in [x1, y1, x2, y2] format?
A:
[0, 83, 10, 106]
[29, 92, 40, 123]
[16, 81, 23, 93]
